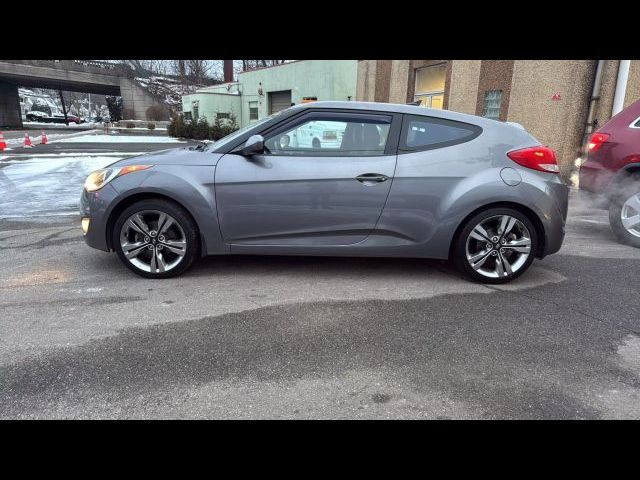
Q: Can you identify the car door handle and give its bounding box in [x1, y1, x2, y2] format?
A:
[356, 173, 389, 184]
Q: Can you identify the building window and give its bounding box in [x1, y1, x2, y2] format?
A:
[192, 103, 199, 122]
[216, 112, 230, 120]
[482, 90, 503, 120]
[413, 63, 446, 109]
[249, 101, 258, 121]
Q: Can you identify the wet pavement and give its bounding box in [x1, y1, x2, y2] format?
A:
[0, 143, 639, 419]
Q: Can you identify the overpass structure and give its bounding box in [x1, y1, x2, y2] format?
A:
[0, 60, 162, 127]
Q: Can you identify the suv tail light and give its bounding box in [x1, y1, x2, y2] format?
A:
[587, 132, 610, 152]
[507, 146, 559, 173]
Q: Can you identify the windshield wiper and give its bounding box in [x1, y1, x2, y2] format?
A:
[188, 142, 208, 151]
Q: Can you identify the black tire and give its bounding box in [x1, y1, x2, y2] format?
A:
[112, 199, 200, 279]
[452, 207, 538, 284]
[608, 179, 640, 248]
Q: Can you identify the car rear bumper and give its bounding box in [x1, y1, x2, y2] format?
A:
[579, 160, 615, 194]
[541, 180, 569, 257]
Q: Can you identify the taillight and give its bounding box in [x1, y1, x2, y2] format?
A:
[587, 132, 610, 152]
[507, 146, 559, 173]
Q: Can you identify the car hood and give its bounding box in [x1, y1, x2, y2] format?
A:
[110, 146, 223, 167]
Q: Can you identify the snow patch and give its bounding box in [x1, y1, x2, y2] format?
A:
[52, 134, 184, 144]
[0, 155, 125, 219]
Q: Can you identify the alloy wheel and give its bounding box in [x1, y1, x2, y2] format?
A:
[620, 192, 640, 238]
[465, 214, 532, 279]
[119, 210, 187, 274]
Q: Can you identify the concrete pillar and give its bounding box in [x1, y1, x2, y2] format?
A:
[0, 82, 22, 128]
[388, 60, 410, 104]
[356, 60, 377, 101]
[119, 78, 161, 120]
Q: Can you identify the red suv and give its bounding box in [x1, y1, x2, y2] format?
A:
[580, 99, 640, 247]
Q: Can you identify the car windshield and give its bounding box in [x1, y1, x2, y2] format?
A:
[207, 108, 291, 152]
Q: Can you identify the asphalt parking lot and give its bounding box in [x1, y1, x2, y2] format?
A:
[1, 140, 639, 419]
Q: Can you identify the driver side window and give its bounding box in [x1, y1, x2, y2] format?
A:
[264, 114, 391, 157]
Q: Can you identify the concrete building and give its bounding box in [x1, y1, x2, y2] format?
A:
[182, 60, 358, 128]
[357, 60, 640, 177]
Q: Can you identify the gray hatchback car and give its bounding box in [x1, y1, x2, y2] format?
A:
[80, 101, 568, 283]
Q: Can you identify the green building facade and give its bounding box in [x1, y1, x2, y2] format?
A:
[181, 60, 358, 128]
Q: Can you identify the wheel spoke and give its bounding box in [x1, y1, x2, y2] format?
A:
[149, 248, 158, 272]
[626, 194, 640, 214]
[122, 241, 147, 259]
[127, 214, 150, 236]
[156, 212, 168, 233]
[159, 216, 175, 235]
[622, 214, 640, 230]
[495, 254, 505, 277]
[498, 252, 513, 275]
[469, 250, 491, 270]
[161, 239, 186, 256]
[499, 216, 517, 238]
[156, 251, 166, 272]
[505, 238, 531, 253]
[470, 224, 491, 242]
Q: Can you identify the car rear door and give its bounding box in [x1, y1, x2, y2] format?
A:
[215, 110, 401, 247]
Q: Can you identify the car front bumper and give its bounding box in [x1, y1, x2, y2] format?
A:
[79, 183, 120, 252]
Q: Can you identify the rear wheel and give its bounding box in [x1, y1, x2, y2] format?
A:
[609, 181, 640, 248]
[113, 199, 199, 278]
[453, 208, 538, 284]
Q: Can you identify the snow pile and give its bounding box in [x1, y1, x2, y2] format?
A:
[0, 155, 124, 219]
[53, 134, 185, 143]
[134, 76, 212, 109]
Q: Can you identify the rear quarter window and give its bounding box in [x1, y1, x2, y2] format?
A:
[400, 115, 482, 152]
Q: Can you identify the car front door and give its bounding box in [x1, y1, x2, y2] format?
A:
[215, 111, 400, 247]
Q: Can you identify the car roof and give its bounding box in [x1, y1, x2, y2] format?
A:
[292, 100, 505, 128]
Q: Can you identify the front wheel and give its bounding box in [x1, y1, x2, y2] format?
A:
[113, 199, 200, 278]
[453, 208, 538, 284]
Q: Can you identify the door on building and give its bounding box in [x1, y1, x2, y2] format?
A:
[268, 90, 292, 114]
[215, 110, 400, 247]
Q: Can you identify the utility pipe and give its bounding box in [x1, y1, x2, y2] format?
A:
[585, 60, 604, 137]
[612, 60, 631, 116]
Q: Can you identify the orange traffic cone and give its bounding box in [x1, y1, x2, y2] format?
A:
[24, 132, 33, 148]
[0, 131, 6, 152]
[41, 130, 48, 145]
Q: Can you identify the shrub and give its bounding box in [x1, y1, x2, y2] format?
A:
[146, 105, 169, 121]
[167, 112, 239, 140]
[211, 112, 239, 140]
[126, 122, 135, 128]
[193, 118, 210, 140]
[147, 122, 156, 130]
[167, 115, 185, 137]
[122, 107, 135, 120]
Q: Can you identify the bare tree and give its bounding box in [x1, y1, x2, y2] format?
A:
[186, 60, 212, 84]
[242, 60, 287, 72]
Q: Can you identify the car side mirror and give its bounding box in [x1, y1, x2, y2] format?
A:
[240, 135, 264, 156]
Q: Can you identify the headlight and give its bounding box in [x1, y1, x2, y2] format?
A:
[84, 165, 152, 192]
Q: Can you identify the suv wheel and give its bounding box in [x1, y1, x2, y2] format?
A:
[113, 199, 200, 278]
[453, 208, 538, 284]
[609, 181, 640, 248]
